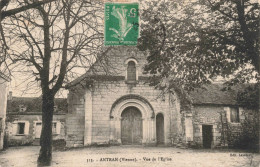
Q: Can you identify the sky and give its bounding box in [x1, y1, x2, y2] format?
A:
[6, 0, 140, 98]
[4, 0, 259, 98]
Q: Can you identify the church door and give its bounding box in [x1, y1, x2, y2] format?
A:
[121, 107, 142, 145]
[156, 113, 164, 144]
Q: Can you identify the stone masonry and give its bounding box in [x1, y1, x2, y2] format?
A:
[65, 46, 183, 147]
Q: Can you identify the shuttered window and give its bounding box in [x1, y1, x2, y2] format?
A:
[34, 121, 61, 137]
[12, 121, 29, 135]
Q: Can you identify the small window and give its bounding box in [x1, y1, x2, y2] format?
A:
[52, 122, 57, 134]
[12, 121, 29, 135]
[230, 107, 240, 123]
[54, 105, 58, 112]
[17, 123, 25, 134]
[127, 61, 136, 82]
[19, 105, 27, 112]
[34, 122, 60, 137]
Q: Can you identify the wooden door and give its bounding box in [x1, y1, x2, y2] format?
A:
[121, 107, 142, 145]
[202, 125, 213, 148]
[156, 113, 164, 144]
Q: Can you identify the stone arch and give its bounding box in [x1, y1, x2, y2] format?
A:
[124, 58, 139, 82]
[109, 94, 156, 144]
[156, 113, 165, 144]
[124, 57, 138, 65]
[110, 94, 155, 119]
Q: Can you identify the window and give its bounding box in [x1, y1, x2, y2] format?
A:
[12, 121, 29, 135]
[230, 107, 240, 123]
[34, 121, 61, 137]
[19, 105, 27, 112]
[224, 107, 240, 123]
[52, 122, 57, 134]
[54, 105, 58, 112]
[18, 123, 25, 134]
[127, 61, 136, 82]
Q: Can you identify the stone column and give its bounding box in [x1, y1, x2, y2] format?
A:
[115, 117, 121, 144]
[148, 117, 155, 144]
[142, 118, 148, 144]
[185, 113, 194, 142]
[109, 118, 114, 141]
[164, 114, 170, 144]
[84, 88, 93, 146]
[151, 118, 156, 142]
[146, 118, 150, 143]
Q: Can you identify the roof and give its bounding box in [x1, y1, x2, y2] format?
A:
[190, 84, 251, 105]
[66, 46, 149, 88]
[7, 96, 67, 113]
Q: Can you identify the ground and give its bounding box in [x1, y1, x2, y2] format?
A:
[0, 146, 259, 167]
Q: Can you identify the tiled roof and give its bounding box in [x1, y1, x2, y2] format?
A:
[7, 97, 67, 113]
[190, 84, 250, 105]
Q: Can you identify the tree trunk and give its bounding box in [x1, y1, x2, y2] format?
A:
[37, 92, 54, 166]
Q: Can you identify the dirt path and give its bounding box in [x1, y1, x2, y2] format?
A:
[0, 146, 259, 167]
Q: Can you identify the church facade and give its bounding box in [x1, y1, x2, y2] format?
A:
[65, 46, 258, 150]
[65, 46, 184, 147]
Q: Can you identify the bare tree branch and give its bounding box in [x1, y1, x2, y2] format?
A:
[0, 0, 55, 19]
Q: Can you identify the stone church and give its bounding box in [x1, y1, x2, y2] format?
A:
[65, 46, 184, 147]
[65, 46, 257, 149]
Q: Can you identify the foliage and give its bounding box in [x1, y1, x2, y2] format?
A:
[138, 0, 259, 92]
[3, 0, 104, 164]
[237, 84, 259, 109]
[229, 110, 259, 151]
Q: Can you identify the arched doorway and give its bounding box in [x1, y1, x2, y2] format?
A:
[156, 113, 164, 145]
[121, 107, 142, 145]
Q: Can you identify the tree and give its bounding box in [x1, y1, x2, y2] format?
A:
[0, 0, 56, 72]
[138, 0, 259, 92]
[4, 0, 104, 165]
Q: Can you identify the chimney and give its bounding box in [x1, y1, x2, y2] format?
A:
[8, 91, 12, 100]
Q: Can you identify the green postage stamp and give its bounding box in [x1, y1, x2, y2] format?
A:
[105, 3, 139, 45]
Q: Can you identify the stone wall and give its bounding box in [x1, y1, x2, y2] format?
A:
[66, 89, 85, 147]
[192, 105, 258, 149]
[92, 80, 171, 144]
[169, 93, 182, 145]
[66, 79, 182, 147]
[66, 46, 183, 147]
[192, 105, 222, 148]
[6, 113, 66, 146]
[227, 108, 259, 150]
[0, 77, 9, 149]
